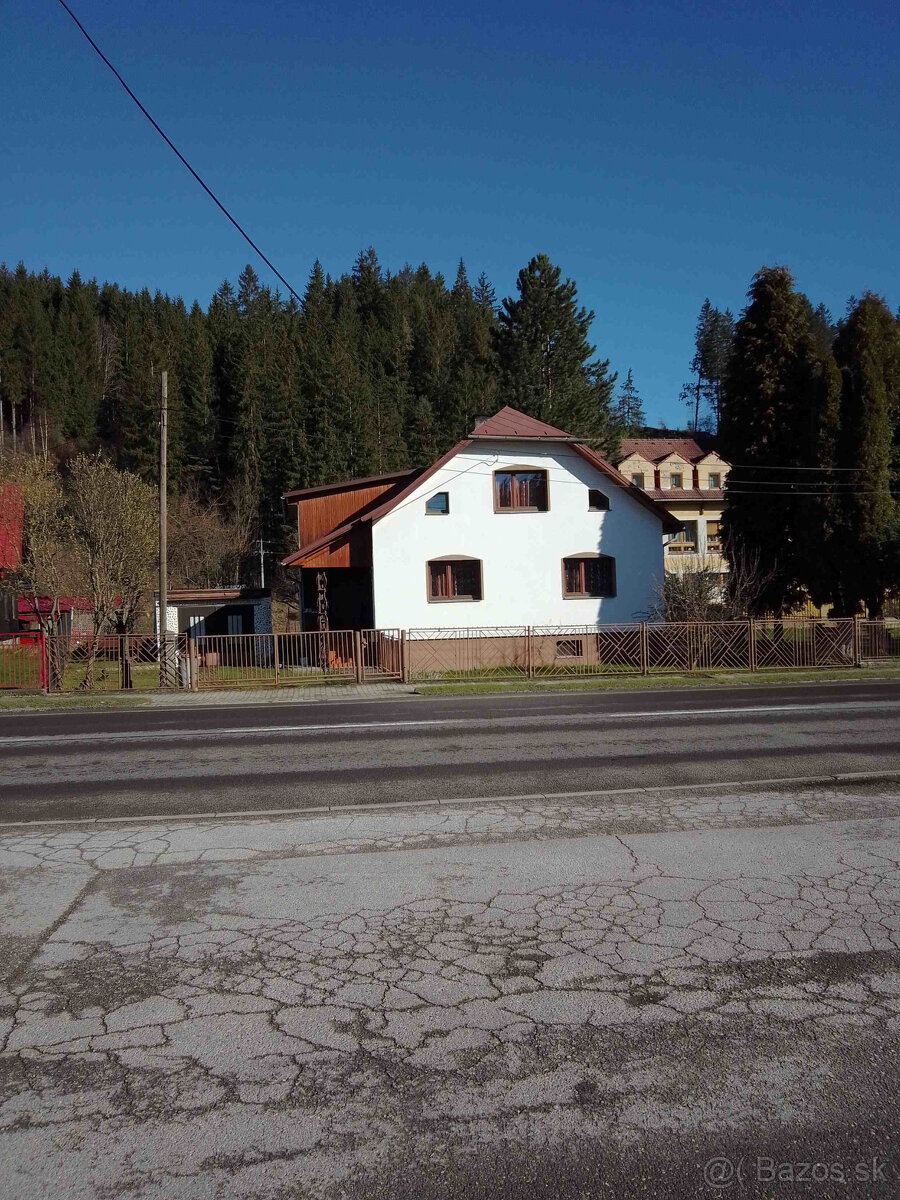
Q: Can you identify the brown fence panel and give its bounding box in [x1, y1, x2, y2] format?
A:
[361, 629, 402, 679]
[859, 619, 900, 661]
[753, 618, 854, 669]
[192, 633, 275, 688]
[0, 633, 45, 690]
[647, 622, 752, 673]
[532, 624, 643, 676]
[267, 630, 357, 687]
[46, 633, 123, 691]
[407, 627, 529, 681]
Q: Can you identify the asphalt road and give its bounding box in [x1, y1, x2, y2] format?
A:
[2, 779, 899, 1198]
[0, 678, 898, 824]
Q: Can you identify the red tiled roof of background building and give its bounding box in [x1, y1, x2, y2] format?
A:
[619, 437, 714, 464]
[469, 406, 575, 440]
[17, 596, 94, 620]
[0, 484, 24, 571]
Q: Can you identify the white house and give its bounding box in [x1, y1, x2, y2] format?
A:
[282, 406, 680, 631]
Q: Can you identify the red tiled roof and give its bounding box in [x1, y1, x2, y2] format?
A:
[0, 484, 24, 570]
[620, 437, 710, 464]
[17, 596, 94, 619]
[469, 406, 575, 439]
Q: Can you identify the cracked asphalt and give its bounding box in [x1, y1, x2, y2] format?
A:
[0, 776, 899, 1197]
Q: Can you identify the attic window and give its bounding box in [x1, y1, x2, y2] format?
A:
[708, 473, 721, 489]
[494, 469, 548, 512]
[631, 473, 645, 488]
[588, 489, 609, 511]
[426, 492, 449, 515]
[670, 473, 683, 489]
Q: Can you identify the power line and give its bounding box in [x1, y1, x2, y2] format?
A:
[56, 0, 302, 303]
[726, 463, 873, 472]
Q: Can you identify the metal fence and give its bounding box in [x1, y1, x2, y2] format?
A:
[0, 633, 46, 690]
[21, 618, 900, 692]
[406, 618, 900, 681]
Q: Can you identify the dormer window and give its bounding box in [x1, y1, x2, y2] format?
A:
[670, 473, 683, 489]
[630, 473, 645, 488]
[494, 469, 548, 512]
[425, 491, 449, 515]
[588, 489, 609, 511]
[708, 473, 721, 489]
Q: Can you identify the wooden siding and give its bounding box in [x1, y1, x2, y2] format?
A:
[291, 523, 372, 569]
[293, 483, 399, 548]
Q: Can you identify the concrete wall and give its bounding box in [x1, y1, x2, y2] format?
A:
[371, 441, 666, 630]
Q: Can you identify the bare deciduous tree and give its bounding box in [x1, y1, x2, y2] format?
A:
[646, 551, 776, 623]
[168, 486, 253, 589]
[67, 455, 158, 687]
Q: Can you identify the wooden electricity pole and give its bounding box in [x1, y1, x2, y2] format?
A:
[159, 371, 173, 686]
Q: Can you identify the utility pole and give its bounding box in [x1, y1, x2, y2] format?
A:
[159, 371, 174, 686]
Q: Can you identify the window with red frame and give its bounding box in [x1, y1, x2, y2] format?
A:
[428, 559, 483, 601]
[563, 556, 616, 598]
[494, 469, 548, 511]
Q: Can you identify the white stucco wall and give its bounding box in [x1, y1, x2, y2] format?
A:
[153, 602, 178, 636]
[371, 441, 666, 629]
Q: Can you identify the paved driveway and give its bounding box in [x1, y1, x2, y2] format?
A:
[1, 782, 899, 1198]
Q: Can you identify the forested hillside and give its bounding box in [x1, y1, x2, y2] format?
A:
[0, 251, 624, 550]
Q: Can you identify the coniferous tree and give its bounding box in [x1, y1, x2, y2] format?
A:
[680, 299, 734, 432]
[495, 253, 617, 455]
[720, 266, 841, 614]
[829, 294, 900, 615]
[615, 369, 646, 433]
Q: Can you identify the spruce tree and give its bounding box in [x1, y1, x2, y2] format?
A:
[830, 294, 900, 615]
[680, 299, 734, 432]
[615, 369, 645, 433]
[495, 254, 617, 455]
[720, 266, 840, 614]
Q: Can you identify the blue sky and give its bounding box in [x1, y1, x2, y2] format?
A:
[3, 0, 898, 427]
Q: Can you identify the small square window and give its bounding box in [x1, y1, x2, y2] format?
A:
[631, 473, 645, 488]
[426, 491, 449, 515]
[670, 473, 683, 489]
[556, 638, 584, 658]
[588, 489, 609, 511]
[708, 473, 721, 489]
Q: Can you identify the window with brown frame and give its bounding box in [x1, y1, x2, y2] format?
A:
[669, 473, 683, 489]
[425, 491, 449, 515]
[630, 472, 645, 488]
[427, 558, 483, 602]
[562, 555, 616, 598]
[588, 488, 609, 511]
[708, 473, 721, 489]
[494, 469, 548, 512]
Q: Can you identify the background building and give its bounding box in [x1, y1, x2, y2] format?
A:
[616, 436, 730, 577]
